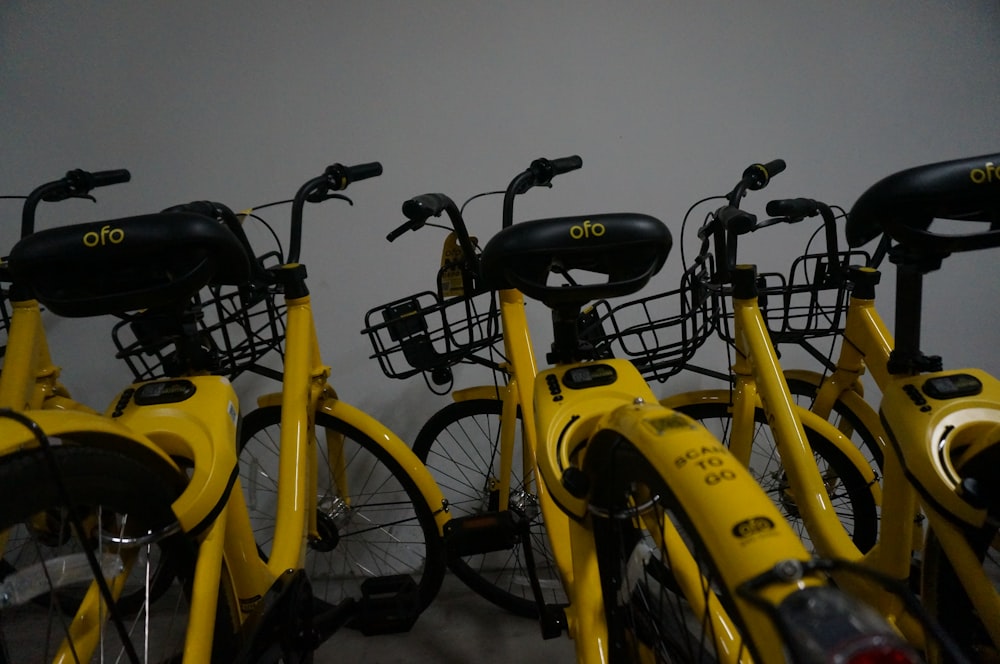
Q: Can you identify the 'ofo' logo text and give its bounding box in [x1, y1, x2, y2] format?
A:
[569, 220, 605, 239]
[970, 162, 1000, 184]
[83, 225, 125, 247]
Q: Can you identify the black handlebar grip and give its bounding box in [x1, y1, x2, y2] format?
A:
[718, 205, 757, 235]
[390, 193, 457, 242]
[743, 159, 786, 191]
[402, 193, 452, 221]
[324, 161, 383, 190]
[528, 155, 583, 187]
[40, 168, 132, 202]
[346, 161, 383, 182]
[765, 197, 819, 218]
[90, 169, 131, 187]
[549, 155, 583, 175]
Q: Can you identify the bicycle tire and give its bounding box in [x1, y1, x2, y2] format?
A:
[0, 443, 236, 663]
[673, 400, 879, 553]
[411, 398, 564, 618]
[239, 406, 446, 612]
[585, 433, 758, 662]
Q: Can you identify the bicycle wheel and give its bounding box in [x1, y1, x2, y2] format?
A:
[239, 406, 445, 612]
[412, 399, 564, 618]
[673, 401, 879, 553]
[586, 434, 755, 662]
[0, 443, 235, 663]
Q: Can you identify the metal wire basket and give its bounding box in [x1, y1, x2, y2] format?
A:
[112, 279, 286, 382]
[717, 249, 871, 346]
[578, 258, 718, 383]
[363, 274, 502, 382]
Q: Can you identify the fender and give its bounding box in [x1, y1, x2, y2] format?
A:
[0, 408, 192, 518]
[317, 397, 451, 533]
[450, 384, 506, 403]
[0, 408, 179, 467]
[534, 358, 660, 520]
[659, 388, 882, 502]
[881, 369, 1000, 527]
[251, 393, 452, 534]
[111, 375, 242, 535]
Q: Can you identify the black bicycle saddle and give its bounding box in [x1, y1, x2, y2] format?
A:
[846, 152, 1000, 255]
[7, 212, 251, 317]
[480, 213, 672, 308]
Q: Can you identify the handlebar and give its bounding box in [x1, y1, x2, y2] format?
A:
[288, 161, 382, 263]
[695, 160, 865, 288]
[387, 155, 583, 281]
[390, 193, 481, 280]
[166, 161, 382, 272]
[21, 168, 131, 238]
[698, 159, 786, 282]
[502, 155, 582, 228]
[391, 154, 583, 237]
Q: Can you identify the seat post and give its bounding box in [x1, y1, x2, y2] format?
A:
[886, 246, 944, 375]
[548, 304, 586, 365]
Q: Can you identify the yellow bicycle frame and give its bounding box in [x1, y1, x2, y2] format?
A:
[0, 298, 97, 414]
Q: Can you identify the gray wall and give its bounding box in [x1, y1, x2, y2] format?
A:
[2, 1, 998, 443]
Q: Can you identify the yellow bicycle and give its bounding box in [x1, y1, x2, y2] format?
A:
[0, 163, 448, 662]
[602, 155, 999, 661]
[370, 156, 920, 663]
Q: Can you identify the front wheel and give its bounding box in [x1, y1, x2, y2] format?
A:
[239, 406, 446, 612]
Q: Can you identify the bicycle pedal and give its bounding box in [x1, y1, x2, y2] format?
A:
[444, 510, 525, 558]
[351, 574, 420, 636]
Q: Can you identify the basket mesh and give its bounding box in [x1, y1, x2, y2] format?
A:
[579, 247, 872, 381]
[718, 249, 870, 346]
[363, 281, 501, 381]
[579, 258, 717, 383]
[112, 280, 285, 381]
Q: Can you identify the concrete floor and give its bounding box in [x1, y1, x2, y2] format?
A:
[315, 574, 577, 663]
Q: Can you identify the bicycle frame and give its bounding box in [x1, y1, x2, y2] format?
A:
[0, 298, 97, 414]
[781, 266, 894, 446]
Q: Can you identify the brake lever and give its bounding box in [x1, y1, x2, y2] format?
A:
[304, 189, 353, 205]
[40, 192, 97, 204]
